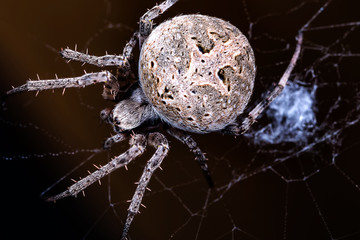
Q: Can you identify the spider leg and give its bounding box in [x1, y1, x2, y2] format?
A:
[139, 0, 179, 46]
[121, 132, 169, 240]
[223, 33, 304, 135]
[5, 71, 115, 97]
[45, 134, 147, 202]
[60, 49, 126, 67]
[60, 31, 138, 67]
[167, 128, 214, 188]
[122, 31, 139, 60]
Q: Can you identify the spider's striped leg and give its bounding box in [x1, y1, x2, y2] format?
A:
[5, 71, 115, 97]
[139, 0, 179, 46]
[122, 31, 139, 60]
[44, 134, 147, 202]
[60, 31, 138, 67]
[121, 132, 169, 240]
[167, 128, 214, 188]
[60, 48, 126, 67]
[223, 33, 303, 136]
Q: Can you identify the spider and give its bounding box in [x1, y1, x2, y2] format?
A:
[3, 0, 303, 239]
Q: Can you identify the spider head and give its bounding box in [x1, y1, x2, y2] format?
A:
[111, 99, 148, 133]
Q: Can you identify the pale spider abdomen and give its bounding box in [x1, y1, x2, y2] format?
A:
[139, 14, 256, 133]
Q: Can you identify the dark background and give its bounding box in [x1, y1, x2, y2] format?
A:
[1, 0, 360, 239]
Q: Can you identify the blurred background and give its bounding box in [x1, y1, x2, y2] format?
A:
[1, 0, 360, 239]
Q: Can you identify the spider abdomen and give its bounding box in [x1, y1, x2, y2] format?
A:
[139, 14, 256, 133]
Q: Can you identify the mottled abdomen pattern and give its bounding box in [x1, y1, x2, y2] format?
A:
[139, 14, 256, 133]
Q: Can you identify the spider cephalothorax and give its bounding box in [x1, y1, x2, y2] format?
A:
[4, 0, 302, 239]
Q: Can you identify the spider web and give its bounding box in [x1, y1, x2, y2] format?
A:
[1, 0, 360, 239]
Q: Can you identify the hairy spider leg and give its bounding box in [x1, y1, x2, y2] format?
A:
[5, 71, 116, 97]
[44, 134, 146, 202]
[223, 33, 304, 135]
[167, 128, 214, 188]
[139, 0, 180, 47]
[122, 31, 139, 60]
[121, 132, 169, 240]
[60, 49, 126, 67]
[60, 31, 139, 68]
